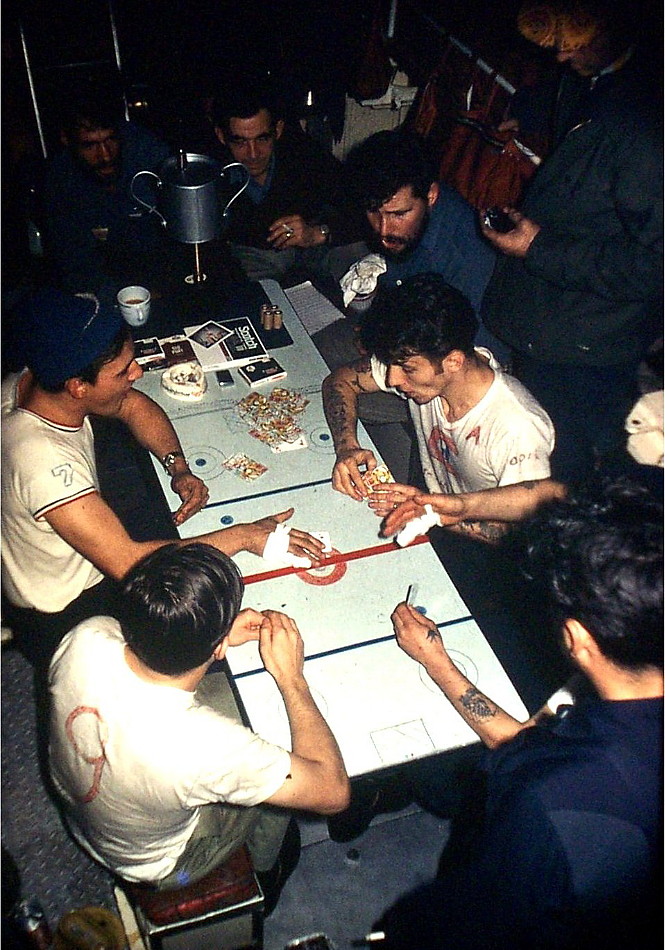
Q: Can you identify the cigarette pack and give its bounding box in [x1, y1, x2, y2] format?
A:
[238, 357, 287, 387]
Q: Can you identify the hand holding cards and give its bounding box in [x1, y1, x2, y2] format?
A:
[360, 464, 395, 494]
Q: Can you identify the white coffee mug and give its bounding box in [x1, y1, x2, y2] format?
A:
[117, 286, 151, 327]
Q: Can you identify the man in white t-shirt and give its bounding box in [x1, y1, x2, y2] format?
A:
[49, 543, 349, 912]
[322, 273, 562, 543]
[1, 288, 326, 672]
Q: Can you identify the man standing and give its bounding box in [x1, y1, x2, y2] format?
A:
[212, 82, 365, 283]
[1, 289, 325, 672]
[43, 84, 171, 294]
[322, 274, 556, 543]
[481, 0, 663, 481]
[49, 543, 349, 913]
[375, 478, 663, 948]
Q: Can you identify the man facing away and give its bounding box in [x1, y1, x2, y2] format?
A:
[211, 79, 365, 284]
[49, 543, 350, 913]
[375, 478, 663, 948]
[322, 273, 559, 545]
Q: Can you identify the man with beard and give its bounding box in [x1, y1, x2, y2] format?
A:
[345, 130, 497, 326]
[43, 84, 170, 294]
[313, 130, 501, 482]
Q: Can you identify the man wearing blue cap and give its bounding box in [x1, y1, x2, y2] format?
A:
[1, 289, 325, 671]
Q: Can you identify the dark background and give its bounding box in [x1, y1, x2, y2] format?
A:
[2, 0, 661, 292]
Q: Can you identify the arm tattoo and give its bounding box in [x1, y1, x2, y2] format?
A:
[350, 356, 374, 391]
[459, 519, 507, 542]
[324, 386, 352, 442]
[459, 687, 498, 722]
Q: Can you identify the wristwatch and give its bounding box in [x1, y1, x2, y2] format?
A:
[161, 450, 186, 476]
[318, 224, 331, 244]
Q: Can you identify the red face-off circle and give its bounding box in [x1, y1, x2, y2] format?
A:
[296, 548, 347, 585]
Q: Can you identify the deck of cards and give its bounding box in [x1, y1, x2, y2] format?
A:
[361, 464, 395, 493]
[237, 388, 309, 452]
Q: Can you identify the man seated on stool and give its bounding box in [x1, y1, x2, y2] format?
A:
[210, 77, 366, 285]
[1, 288, 326, 675]
[48, 543, 350, 914]
[322, 273, 561, 545]
[374, 478, 662, 948]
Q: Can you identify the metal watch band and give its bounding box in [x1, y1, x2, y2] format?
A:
[161, 450, 186, 475]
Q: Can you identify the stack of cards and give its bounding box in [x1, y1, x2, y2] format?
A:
[361, 464, 395, 493]
[236, 388, 309, 452]
[221, 453, 268, 481]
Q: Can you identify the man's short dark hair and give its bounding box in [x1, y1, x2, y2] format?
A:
[358, 273, 478, 365]
[60, 83, 124, 140]
[118, 544, 244, 676]
[345, 131, 435, 212]
[212, 77, 281, 134]
[521, 478, 663, 670]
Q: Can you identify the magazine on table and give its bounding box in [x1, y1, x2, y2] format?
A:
[184, 318, 269, 370]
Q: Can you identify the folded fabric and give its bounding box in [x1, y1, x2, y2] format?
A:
[394, 504, 441, 547]
[262, 523, 313, 568]
[340, 253, 387, 306]
[625, 390, 664, 467]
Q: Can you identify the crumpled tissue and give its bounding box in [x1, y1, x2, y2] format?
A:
[340, 254, 387, 307]
[625, 390, 664, 467]
[262, 522, 313, 568]
[394, 504, 441, 547]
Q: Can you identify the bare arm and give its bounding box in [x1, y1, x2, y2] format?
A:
[379, 479, 567, 542]
[258, 612, 350, 814]
[46, 497, 325, 581]
[322, 358, 382, 500]
[110, 388, 207, 525]
[392, 602, 529, 748]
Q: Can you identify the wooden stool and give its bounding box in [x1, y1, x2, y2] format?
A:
[122, 845, 264, 949]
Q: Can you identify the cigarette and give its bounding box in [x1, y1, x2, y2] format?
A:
[351, 934, 386, 947]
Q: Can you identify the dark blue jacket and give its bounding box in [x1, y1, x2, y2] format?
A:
[44, 121, 170, 294]
[378, 696, 663, 949]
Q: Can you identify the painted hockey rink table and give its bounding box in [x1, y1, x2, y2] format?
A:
[137, 279, 529, 776]
[133, 280, 343, 511]
[227, 539, 528, 778]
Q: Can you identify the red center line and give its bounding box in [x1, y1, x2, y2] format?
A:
[243, 535, 430, 585]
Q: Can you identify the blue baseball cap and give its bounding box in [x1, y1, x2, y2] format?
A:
[16, 289, 123, 387]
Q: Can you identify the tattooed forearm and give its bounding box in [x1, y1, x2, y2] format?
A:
[459, 686, 498, 722]
[457, 519, 508, 543]
[323, 384, 354, 444]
